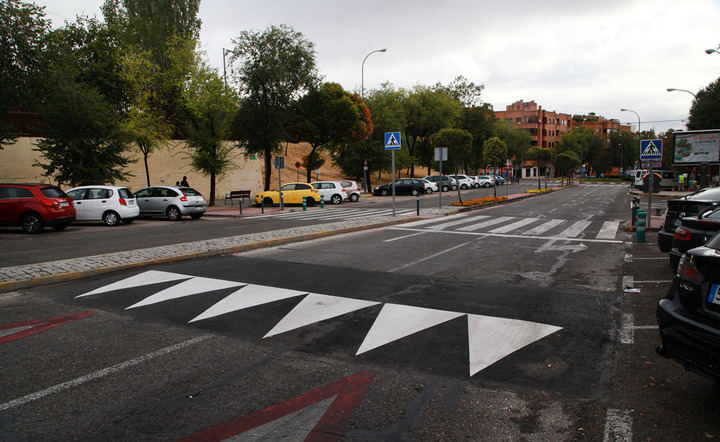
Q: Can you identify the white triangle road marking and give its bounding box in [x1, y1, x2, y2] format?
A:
[467, 314, 562, 376]
[76, 270, 192, 298]
[264, 294, 380, 337]
[356, 304, 464, 355]
[239, 396, 336, 440]
[126, 277, 245, 309]
[189, 284, 308, 323]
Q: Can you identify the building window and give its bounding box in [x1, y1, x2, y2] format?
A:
[515, 117, 522, 124]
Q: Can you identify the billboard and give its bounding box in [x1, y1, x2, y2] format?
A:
[673, 130, 720, 165]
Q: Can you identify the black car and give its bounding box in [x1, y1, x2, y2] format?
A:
[373, 179, 426, 196]
[657, 233, 720, 380]
[668, 206, 720, 268]
[422, 175, 457, 192]
[658, 187, 720, 253]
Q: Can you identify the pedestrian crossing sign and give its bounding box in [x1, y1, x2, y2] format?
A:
[640, 139, 662, 160]
[384, 132, 401, 150]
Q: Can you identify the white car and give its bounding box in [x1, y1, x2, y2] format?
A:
[66, 185, 139, 226]
[421, 179, 438, 193]
[311, 181, 348, 205]
[340, 180, 362, 202]
[476, 175, 495, 187]
[453, 174, 474, 190]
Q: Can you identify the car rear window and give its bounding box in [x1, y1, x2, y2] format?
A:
[180, 187, 202, 196]
[118, 188, 133, 198]
[41, 187, 68, 198]
[0, 187, 33, 198]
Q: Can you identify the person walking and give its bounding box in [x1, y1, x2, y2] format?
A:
[678, 173, 685, 191]
[180, 176, 189, 187]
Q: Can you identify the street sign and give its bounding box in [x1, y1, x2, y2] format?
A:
[640, 139, 662, 160]
[275, 157, 285, 169]
[434, 147, 447, 161]
[384, 132, 401, 150]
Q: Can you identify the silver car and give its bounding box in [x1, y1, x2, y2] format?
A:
[134, 186, 206, 220]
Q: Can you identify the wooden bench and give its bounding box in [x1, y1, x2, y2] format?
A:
[224, 190, 251, 205]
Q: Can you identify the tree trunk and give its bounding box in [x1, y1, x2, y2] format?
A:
[143, 153, 150, 187]
[264, 147, 272, 190]
[210, 171, 216, 206]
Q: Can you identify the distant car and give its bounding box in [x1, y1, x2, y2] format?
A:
[134, 186, 206, 220]
[495, 175, 506, 185]
[657, 232, 720, 380]
[311, 181, 348, 205]
[658, 187, 720, 253]
[373, 179, 426, 196]
[340, 180, 362, 202]
[66, 185, 139, 226]
[452, 175, 474, 190]
[420, 179, 438, 193]
[255, 182, 320, 206]
[668, 206, 720, 268]
[0, 183, 76, 233]
[477, 175, 495, 187]
[422, 175, 457, 192]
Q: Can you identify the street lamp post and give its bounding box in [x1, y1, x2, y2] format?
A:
[360, 48, 387, 193]
[580, 117, 587, 179]
[621, 108, 652, 218]
[667, 88, 699, 128]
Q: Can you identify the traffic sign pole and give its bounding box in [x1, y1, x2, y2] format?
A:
[640, 139, 663, 227]
[385, 132, 402, 217]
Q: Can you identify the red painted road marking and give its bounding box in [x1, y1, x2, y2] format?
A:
[181, 370, 376, 442]
[0, 311, 97, 345]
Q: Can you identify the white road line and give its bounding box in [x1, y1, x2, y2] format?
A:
[489, 217, 540, 234]
[456, 216, 514, 232]
[603, 408, 632, 442]
[620, 313, 634, 344]
[425, 214, 490, 230]
[383, 231, 427, 242]
[632, 257, 668, 260]
[0, 335, 214, 411]
[556, 220, 592, 238]
[633, 280, 673, 284]
[388, 240, 479, 272]
[401, 217, 452, 228]
[622, 275, 634, 289]
[388, 226, 624, 244]
[522, 219, 564, 235]
[596, 221, 620, 239]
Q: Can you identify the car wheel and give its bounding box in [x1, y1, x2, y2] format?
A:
[331, 194, 342, 205]
[52, 222, 69, 231]
[425, 188, 433, 194]
[484, 183, 491, 187]
[441, 185, 448, 192]
[306, 197, 316, 207]
[166, 206, 182, 221]
[103, 211, 120, 226]
[122, 218, 135, 224]
[411, 188, 419, 196]
[381, 189, 389, 196]
[263, 197, 274, 207]
[451, 185, 458, 191]
[349, 193, 359, 202]
[21, 213, 43, 234]
[461, 184, 468, 190]
[190, 214, 202, 219]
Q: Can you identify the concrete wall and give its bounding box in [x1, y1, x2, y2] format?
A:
[0, 137, 264, 203]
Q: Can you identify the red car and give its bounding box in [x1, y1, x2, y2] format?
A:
[0, 183, 76, 233]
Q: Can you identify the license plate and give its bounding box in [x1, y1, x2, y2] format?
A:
[708, 284, 720, 305]
[128, 200, 135, 205]
[59, 201, 68, 207]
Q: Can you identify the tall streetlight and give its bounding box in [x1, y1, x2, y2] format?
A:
[667, 88, 699, 128]
[361, 48, 387, 192]
[580, 117, 587, 177]
[621, 108, 652, 217]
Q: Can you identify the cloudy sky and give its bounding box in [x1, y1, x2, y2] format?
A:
[34, 0, 720, 133]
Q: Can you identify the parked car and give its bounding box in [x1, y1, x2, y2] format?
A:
[668, 206, 720, 268]
[422, 175, 457, 192]
[657, 232, 720, 380]
[477, 175, 495, 187]
[452, 175, 474, 190]
[339, 180, 362, 202]
[494, 175, 506, 185]
[66, 185, 139, 226]
[134, 186, 206, 220]
[255, 182, 320, 206]
[373, 179, 426, 196]
[311, 181, 348, 205]
[420, 179, 438, 193]
[658, 187, 720, 253]
[0, 183, 75, 233]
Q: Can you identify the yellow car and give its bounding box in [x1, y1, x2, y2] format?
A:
[254, 182, 321, 206]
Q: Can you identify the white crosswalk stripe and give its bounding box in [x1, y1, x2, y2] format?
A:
[556, 220, 592, 238]
[489, 217, 541, 233]
[522, 219, 565, 236]
[456, 216, 514, 232]
[255, 208, 418, 220]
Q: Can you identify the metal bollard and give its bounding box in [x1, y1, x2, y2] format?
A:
[416, 194, 420, 216]
[631, 197, 640, 227]
[320, 195, 325, 208]
[636, 210, 646, 243]
[261, 199, 264, 214]
[302, 196, 307, 211]
[239, 199, 243, 216]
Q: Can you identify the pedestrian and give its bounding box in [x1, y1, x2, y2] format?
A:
[678, 173, 685, 192]
[180, 176, 189, 187]
[688, 169, 696, 191]
[175, 181, 180, 186]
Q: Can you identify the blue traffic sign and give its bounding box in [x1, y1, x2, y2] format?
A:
[640, 139, 662, 160]
[384, 132, 401, 150]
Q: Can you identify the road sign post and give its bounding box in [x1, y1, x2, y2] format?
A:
[435, 147, 448, 209]
[275, 156, 285, 211]
[640, 139, 663, 223]
[385, 132, 401, 217]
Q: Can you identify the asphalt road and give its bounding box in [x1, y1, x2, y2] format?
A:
[2, 183, 717, 440]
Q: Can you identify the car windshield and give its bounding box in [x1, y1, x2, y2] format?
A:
[41, 187, 68, 198]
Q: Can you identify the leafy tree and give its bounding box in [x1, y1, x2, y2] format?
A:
[608, 130, 638, 172]
[493, 120, 533, 177]
[462, 104, 496, 172]
[181, 64, 239, 205]
[434, 75, 485, 108]
[483, 136, 508, 197]
[554, 151, 580, 185]
[526, 147, 554, 190]
[688, 77, 720, 130]
[557, 127, 603, 174]
[230, 24, 318, 190]
[0, 0, 50, 145]
[288, 82, 372, 182]
[431, 128, 473, 201]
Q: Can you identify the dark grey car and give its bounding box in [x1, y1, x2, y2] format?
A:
[134, 186, 206, 221]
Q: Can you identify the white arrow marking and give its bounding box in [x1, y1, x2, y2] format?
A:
[535, 239, 587, 254]
[189, 284, 308, 323]
[356, 304, 464, 355]
[76, 270, 191, 298]
[265, 294, 380, 337]
[467, 314, 562, 376]
[126, 277, 245, 309]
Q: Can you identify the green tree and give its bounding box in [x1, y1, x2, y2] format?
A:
[181, 64, 239, 206]
[230, 24, 318, 190]
[688, 77, 720, 130]
[553, 151, 580, 185]
[288, 82, 372, 182]
[557, 127, 603, 175]
[483, 136, 508, 197]
[526, 147, 554, 190]
[431, 128, 473, 201]
[462, 104, 496, 172]
[493, 120, 533, 177]
[434, 75, 485, 107]
[0, 0, 50, 145]
[608, 130, 638, 173]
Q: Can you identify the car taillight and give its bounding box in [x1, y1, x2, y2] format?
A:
[677, 254, 705, 284]
[41, 199, 59, 208]
[118, 198, 127, 206]
[179, 192, 188, 202]
[674, 227, 691, 241]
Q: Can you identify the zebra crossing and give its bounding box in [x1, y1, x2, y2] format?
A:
[253, 207, 418, 220]
[395, 214, 624, 241]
